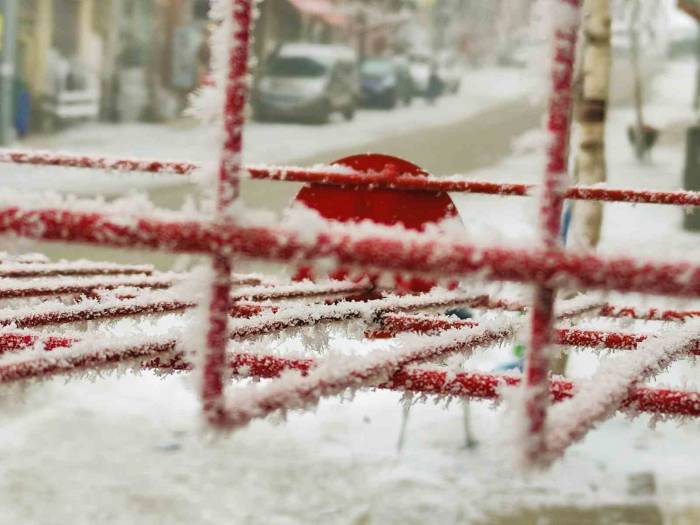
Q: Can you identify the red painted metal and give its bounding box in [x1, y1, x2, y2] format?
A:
[0, 339, 176, 384]
[0, 291, 508, 376]
[178, 350, 700, 419]
[368, 313, 700, 356]
[564, 185, 700, 206]
[202, 0, 254, 427]
[599, 304, 700, 322]
[164, 343, 700, 420]
[556, 327, 647, 351]
[0, 275, 173, 299]
[156, 351, 316, 377]
[221, 346, 700, 419]
[0, 333, 74, 355]
[6, 330, 700, 420]
[0, 149, 197, 175]
[525, 6, 581, 466]
[0, 285, 473, 331]
[369, 313, 478, 338]
[3, 207, 700, 297]
[7, 297, 693, 367]
[231, 280, 373, 301]
[0, 273, 261, 301]
[544, 332, 699, 463]
[0, 300, 194, 329]
[295, 154, 457, 229]
[292, 153, 461, 291]
[0, 262, 154, 278]
[5, 149, 700, 207]
[224, 292, 492, 340]
[385, 369, 700, 418]
[209, 324, 515, 430]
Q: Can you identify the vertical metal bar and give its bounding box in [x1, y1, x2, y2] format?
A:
[523, 0, 581, 467]
[202, 0, 253, 427]
[0, 0, 17, 145]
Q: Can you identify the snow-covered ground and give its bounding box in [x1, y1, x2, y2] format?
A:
[2, 59, 700, 525]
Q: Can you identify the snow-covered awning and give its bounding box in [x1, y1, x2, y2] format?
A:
[287, 0, 347, 27]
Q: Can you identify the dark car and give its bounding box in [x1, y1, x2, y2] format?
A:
[360, 58, 413, 109]
[253, 44, 359, 124]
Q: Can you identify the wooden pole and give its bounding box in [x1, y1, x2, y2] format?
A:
[570, 0, 611, 250]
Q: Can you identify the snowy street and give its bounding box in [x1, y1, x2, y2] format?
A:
[4, 0, 700, 512]
[10, 66, 538, 190]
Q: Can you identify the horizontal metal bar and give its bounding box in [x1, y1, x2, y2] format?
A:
[2, 205, 699, 298]
[1, 148, 697, 206]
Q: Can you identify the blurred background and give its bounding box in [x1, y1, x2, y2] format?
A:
[0, 0, 688, 163]
[0, 0, 535, 134]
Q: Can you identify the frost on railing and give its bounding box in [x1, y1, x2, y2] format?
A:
[545, 322, 700, 463]
[3, 148, 700, 207]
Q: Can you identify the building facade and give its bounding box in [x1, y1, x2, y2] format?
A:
[7, 0, 410, 134]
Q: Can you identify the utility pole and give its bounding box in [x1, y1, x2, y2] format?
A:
[0, 0, 17, 145]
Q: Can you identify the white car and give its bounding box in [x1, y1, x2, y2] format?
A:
[408, 60, 431, 97]
[437, 53, 462, 94]
[254, 44, 359, 123]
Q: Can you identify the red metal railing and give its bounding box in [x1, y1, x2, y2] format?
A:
[5, 319, 700, 420]
[0, 261, 154, 278]
[3, 150, 699, 207]
[522, 7, 581, 465]
[3, 207, 700, 297]
[200, 0, 254, 426]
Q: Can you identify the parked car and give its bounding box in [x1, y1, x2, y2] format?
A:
[408, 57, 432, 98]
[253, 44, 359, 123]
[425, 66, 444, 104]
[437, 53, 462, 94]
[393, 57, 415, 104]
[359, 58, 413, 108]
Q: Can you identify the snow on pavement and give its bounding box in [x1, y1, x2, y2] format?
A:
[3, 368, 700, 524]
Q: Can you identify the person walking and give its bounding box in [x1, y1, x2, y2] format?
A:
[426, 64, 443, 105]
